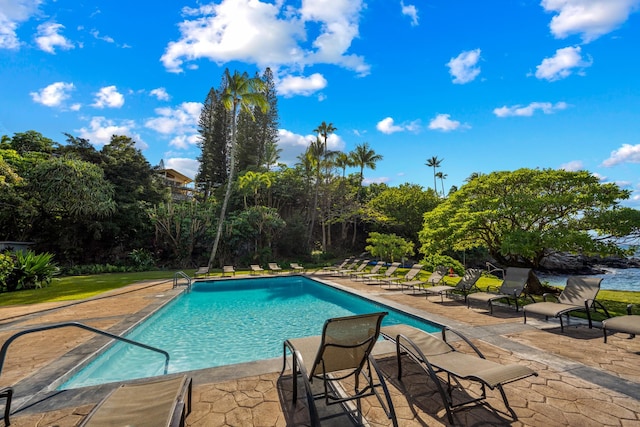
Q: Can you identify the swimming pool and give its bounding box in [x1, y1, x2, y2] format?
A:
[60, 276, 441, 389]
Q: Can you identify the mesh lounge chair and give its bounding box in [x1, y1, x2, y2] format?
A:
[362, 262, 401, 283]
[222, 265, 235, 277]
[321, 258, 352, 272]
[467, 267, 534, 314]
[351, 261, 384, 280]
[380, 324, 537, 423]
[329, 259, 360, 276]
[281, 312, 397, 427]
[336, 259, 369, 277]
[193, 266, 209, 278]
[250, 264, 265, 275]
[603, 304, 640, 343]
[377, 264, 423, 293]
[424, 268, 483, 303]
[80, 375, 192, 427]
[290, 263, 305, 273]
[524, 276, 610, 332]
[268, 262, 283, 274]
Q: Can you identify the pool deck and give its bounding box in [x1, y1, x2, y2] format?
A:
[1, 272, 640, 426]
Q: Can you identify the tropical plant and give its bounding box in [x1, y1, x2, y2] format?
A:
[435, 171, 447, 196]
[0, 253, 13, 291]
[421, 254, 464, 276]
[365, 232, 414, 262]
[350, 142, 383, 192]
[208, 69, 269, 268]
[128, 248, 156, 270]
[4, 251, 59, 291]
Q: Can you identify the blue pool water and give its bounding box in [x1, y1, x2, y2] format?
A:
[60, 276, 441, 389]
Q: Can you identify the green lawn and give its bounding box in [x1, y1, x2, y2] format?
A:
[2, 268, 639, 320]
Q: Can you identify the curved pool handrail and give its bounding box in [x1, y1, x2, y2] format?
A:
[0, 321, 171, 381]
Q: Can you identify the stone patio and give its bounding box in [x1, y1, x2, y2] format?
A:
[1, 272, 639, 426]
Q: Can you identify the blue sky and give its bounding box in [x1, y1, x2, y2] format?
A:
[1, 0, 639, 205]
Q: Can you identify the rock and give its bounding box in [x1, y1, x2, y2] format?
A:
[539, 252, 640, 274]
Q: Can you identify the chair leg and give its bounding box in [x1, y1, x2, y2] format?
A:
[496, 385, 518, 419]
[0, 387, 12, 427]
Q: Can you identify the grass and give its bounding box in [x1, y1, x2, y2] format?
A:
[2, 267, 639, 320]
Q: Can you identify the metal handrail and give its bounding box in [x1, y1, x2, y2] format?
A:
[485, 262, 505, 279]
[0, 322, 170, 380]
[173, 271, 192, 289]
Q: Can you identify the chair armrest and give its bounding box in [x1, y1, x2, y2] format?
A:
[628, 304, 634, 315]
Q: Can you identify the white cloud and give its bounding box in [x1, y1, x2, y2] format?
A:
[363, 176, 391, 185]
[92, 86, 125, 108]
[493, 101, 568, 117]
[0, 0, 42, 50]
[150, 87, 170, 101]
[277, 128, 345, 165]
[164, 157, 199, 180]
[446, 49, 481, 84]
[535, 46, 592, 81]
[376, 117, 420, 134]
[145, 102, 202, 149]
[277, 73, 327, 97]
[70, 103, 81, 111]
[35, 22, 74, 54]
[541, 0, 640, 43]
[592, 172, 607, 181]
[30, 81, 74, 107]
[559, 160, 584, 171]
[76, 116, 146, 149]
[161, 0, 369, 77]
[428, 114, 465, 132]
[400, 1, 419, 26]
[90, 29, 114, 43]
[602, 143, 640, 167]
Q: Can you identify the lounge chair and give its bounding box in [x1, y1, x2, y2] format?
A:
[222, 265, 235, 277]
[321, 258, 352, 272]
[603, 304, 640, 343]
[281, 312, 397, 427]
[268, 262, 283, 274]
[524, 276, 610, 332]
[380, 324, 537, 423]
[193, 266, 209, 278]
[424, 268, 483, 303]
[250, 264, 265, 275]
[466, 267, 534, 314]
[80, 375, 192, 427]
[351, 260, 384, 280]
[362, 262, 401, 283]
[378, 264, 423, 292]
[328, 259, 360, 275]
[336, 259, 369, 276]
[0, 387, 12, 426]
[290, 262, 305, 273]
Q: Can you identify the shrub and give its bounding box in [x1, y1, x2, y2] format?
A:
[421, 254, 464, 276]
[5, 251, 59, 291]
[128, 249, 156, 270]
[0, 253, 14, 292]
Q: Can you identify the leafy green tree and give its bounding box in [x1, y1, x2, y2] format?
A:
[149, 200, 216, 268]
[368, 183, 440, 243]
[238, 171, 272, 207]
[226, 205, 286, 263]
[9, 130, 55, 155]
[208, 69, 268, 267]
[419, 168, 640, 271]
[365, 232, 414, 262]
[425, 156, 443, 194]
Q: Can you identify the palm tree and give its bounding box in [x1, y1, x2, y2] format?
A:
[350, 142, 383, 188]
[425, 156, 443, 194]
[238, 171, 272, 207]
[208, 69, 268, 268]
[435, 171, 447, 196]
[262, 142, 281, 171]
[313, 121, 337, 156]
[334, 152, 353, 178]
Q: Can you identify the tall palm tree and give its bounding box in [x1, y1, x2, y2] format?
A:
[425, 156, 443, 194]
[208, 69, 268, 267]
[313, 121, 337, 156]
[435, 171, 448, 196]
[350, 142, 383, 188]
[334, 152, 353, 178]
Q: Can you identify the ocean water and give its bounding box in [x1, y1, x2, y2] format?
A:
[537, 267, 640, 291]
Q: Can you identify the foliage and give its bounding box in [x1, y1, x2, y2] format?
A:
[3, 251, 59, 292]
[365, 232, 414, 262]
[419, 168, 639, 268]
[421, 254, 464, 276]
[368, 183, 440, 243]
[0, 253, 13, 288]
[225, 206, 286, 264]
[128, 249, 156, 270]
